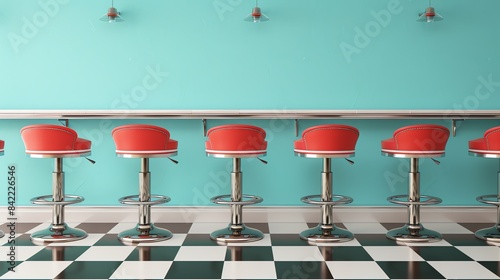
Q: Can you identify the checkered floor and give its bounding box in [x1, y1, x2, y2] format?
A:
[1, 221, 500, 279]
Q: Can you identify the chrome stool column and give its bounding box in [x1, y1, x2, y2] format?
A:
[21, 124, 92, 244]
[205, 124, 267, 243]
[112, 124, 178, 245]
[382, 124, 450, 243]
[469, 126, 500, 242]
[294, 124, 359, 243]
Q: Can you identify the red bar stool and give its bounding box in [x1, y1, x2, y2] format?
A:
[20, 124, 92, 244]
[112, 124, 178, 244]
[469, 126, 500, 242]
[294, 124, 359, 243]
[382, 124, 450, 242]
[205, 124, 267, 243]
[0, 139, 4, 238]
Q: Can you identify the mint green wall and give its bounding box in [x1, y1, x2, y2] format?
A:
[1, 0, 500, 206]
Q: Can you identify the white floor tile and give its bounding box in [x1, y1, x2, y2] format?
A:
[187, 222, 229, 233]
[174, 246, 227, 261]
[75, 246, 135, 261]
[326, 261, 390, 279]
[108, 222, 138, 234]
[222, 261, 277, 279]
[268, 222, 309, 234]
[0, 261, 72, 279]
[0, 245, 44, 261]
[272, 246, 324, 261]
[428, 261, 500, 279]
[363, 246, 425, 261]
[109, 261, 172, 279]
[456, 246, 500, 261]
[343, 222, 389, 234]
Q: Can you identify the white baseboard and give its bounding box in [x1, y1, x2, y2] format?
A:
[6, 206, 498, 224]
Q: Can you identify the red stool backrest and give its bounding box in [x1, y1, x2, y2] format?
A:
[112, 124, 176, 151]
[21, 125, 80, 151]
[206, 124, 267, 152]
[391, 124, 449, 152]
[297, 124, 359, 152]
[484, 127, 500, 150]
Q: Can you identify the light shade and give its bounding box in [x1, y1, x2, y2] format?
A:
[244, 7, 269, 23]
[100, 7, 124, 23]
[417, 7, 443, 22]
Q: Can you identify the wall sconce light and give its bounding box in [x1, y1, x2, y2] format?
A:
[100, 0, 124, 23]
[417, 0, 443, 22]
[244, 0, 269, 23]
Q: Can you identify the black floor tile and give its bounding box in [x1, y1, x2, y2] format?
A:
[75, 222, 118, 233]
[182, 234, 219, 246]
[354, 234, 399, 246]
[458, 222, 495, 232]
[54, 261, 122, 279]
[93, 234, 124, 246]
[3, 234, 33, 246]
[318, 246, 373, 261]
[27, 246, 90, 261]
[275, 261, 334, 279]
[154, 222, 192, 234]
[443, 234, 490, 246]
[225, 246, 274, 261]
[410, 246, 474, 261]
[164, 261, 224, 279]
[478, 261, 500, 277]
[245, 222, 270, 233]
[125, 246, 180, 261]
[376, 261, 445, 279]
[270, 234, 309, 246]
[0, 222, 40, 234]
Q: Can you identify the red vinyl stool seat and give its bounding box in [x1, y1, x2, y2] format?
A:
[112, 124, 178, 244]
[294, 124, 359, 243]
[382, 124, 450, 243]
[205, 124, 267, 243]
[468, 126, 500, 242]
[20, 124, 92, 244]
[0, 139, 4, 156]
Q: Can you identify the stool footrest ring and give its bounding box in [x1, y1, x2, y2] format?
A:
[211, 194, 263, 205]
[119, 194, 170, 206]
[388, 194, 442, 206]
[477, 194, 500, 206]
[301, 194, 353, 206]
[31, 194, 84, 205]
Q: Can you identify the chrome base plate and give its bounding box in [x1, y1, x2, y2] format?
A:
[118, 224, 172, 245]
[300, 224, 354, 243]
[386, 224, 442, 243]
[210, 224, 264, 244]
[31, 223, 87, 245]
[475, 225, 500, 242]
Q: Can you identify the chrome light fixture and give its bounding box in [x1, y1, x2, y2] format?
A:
[100, 0, 124, 23]
[417, 0, 443, 22]
[244, 0, 269, 23]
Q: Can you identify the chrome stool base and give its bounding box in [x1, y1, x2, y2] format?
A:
[118, 223, 172, 245]
[31, 223, 87, 245]
[475, 225, 500, 242]
[386, 224, 442, 243]
[300, 224, 353, 243]
[210, 223, 264, 243]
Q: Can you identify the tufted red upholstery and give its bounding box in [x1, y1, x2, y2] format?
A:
[21, 125, 91, 156]
[0, 139, 4, 153]
[381, 124, 449, 156]
[112, 124, 178, 156]
[205, 124, 267, 156]
[469, 126, 500, 154]
[294, 124, 359, 156]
